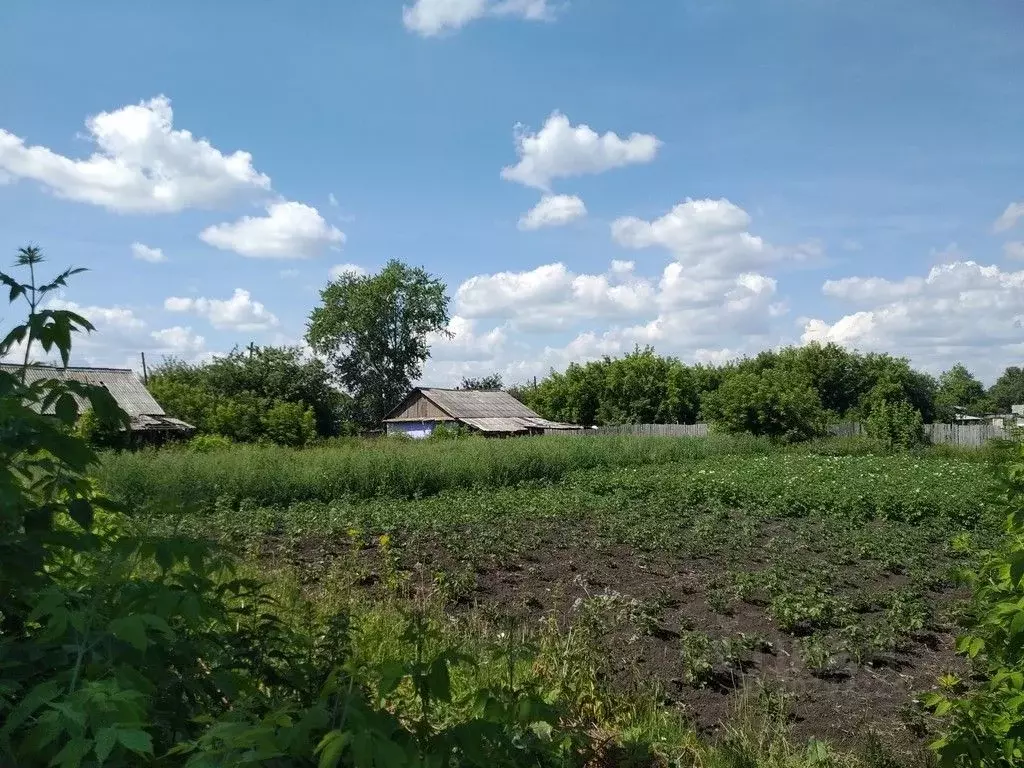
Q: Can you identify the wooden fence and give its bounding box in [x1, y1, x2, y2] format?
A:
[558, 421, 1013, 448]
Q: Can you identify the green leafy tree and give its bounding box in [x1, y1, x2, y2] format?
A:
[858, 353, 938, 423]
[306, 260, 450, 427]
[701, 367, 829, 442]
[936, 363, 988, 421]
[460, 373, 503, 390]
[865, 399, 925, 450]
[148, 346, 348, 443]
[261, 400, 316, 446]
[597, 347, 699, 424]
[525, 360, 606, 426]
[989, 366, 1024, 412]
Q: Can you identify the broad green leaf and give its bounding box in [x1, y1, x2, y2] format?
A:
[93, 727, 118, 764]
[315, 729, 349, 768]
[50, 737, 93, 768]
[108, 616, 149, 652]
[116, 729, 153, 755]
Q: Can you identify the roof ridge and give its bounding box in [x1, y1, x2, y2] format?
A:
[0, 363, 135, 373]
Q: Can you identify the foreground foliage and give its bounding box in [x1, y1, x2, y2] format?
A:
[925, 443, 1024, 766]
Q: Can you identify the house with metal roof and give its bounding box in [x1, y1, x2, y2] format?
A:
[0, 364, 194, 437]
[382, 387, 577, 438]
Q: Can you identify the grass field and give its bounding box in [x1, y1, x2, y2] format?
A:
[102, 435, 1006, 766]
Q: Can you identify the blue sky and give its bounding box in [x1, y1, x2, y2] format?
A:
[1, 0, 1022, 383]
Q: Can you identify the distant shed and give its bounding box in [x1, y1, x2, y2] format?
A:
[382, 387, 577, 438]
[0, 364, 194, 437]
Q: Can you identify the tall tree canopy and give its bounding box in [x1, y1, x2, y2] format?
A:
[988, 366, 1024, 412]
[935, 362, 987, 421]
[148, 345, 344, 444]
[460, 374, 503, 391]
[306, 260, 450, 426]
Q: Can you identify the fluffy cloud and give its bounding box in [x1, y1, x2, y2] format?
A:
[501, 112, 660, 191]
[403, 0, 553, 36]
[0, 96, 270, 213]
[150, 326, 207, 356]
[518, 194, 586, 230]
[455, 261, 655, 331]
[131, 242, 166, 263]
[612, 198, 784, 276]
[804, 261, 1024, 379]
[2, 298, 210, 369]
[200, 201, 345, 258]
[164, 288, 279, 330]
[993, 202, 1024, 233]
[329, 263, 368, 279]
[821, 275, 924, 303]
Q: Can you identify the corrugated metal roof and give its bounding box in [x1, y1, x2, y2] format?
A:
[0, 364, 193, 432]
[381, 387, 578, 432]
[418, 388, 545, 419]
[460, 416, 580, 433]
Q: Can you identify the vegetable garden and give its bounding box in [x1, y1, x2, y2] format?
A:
[96, 436, 1011, 765]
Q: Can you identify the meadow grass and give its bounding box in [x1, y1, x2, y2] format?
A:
[97, 433, 775, 510]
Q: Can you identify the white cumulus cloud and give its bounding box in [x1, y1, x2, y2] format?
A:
[164, 288, 279, 330]
[131, 242, 166, 263]
[821, 275, 924, 303]
[0, 95, 270, 213]
[403, 0, 554, 36]
[200, 201, 345, 259]
[804, 260, 1024, 379]
[329, 263, 368, 279]
[150, 326, 207, 356]
[612, 198, 781, 277]
[518, 194, 587, 230]
[501, 112, 660, 191]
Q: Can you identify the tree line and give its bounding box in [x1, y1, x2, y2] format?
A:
[514, 344, 1024, 444]
[143, 258, 1024, 446]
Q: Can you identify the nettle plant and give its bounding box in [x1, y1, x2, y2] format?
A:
[0, 249, 579, 768]
[925, 442, 1024, 767]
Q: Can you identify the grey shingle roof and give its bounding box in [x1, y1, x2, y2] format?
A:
[385, 388, 577, 432]
[0, 364, 193, 432]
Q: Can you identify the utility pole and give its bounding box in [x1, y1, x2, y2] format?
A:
[248, 341, 256, 359]
[141, 352, 148, 385]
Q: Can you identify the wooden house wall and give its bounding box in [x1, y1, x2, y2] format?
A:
[390, 391, 452, 421]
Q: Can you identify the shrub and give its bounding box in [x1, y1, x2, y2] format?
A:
[261, 399, 316, 446]
[186, 433, 234, 453]
[74, 407, 128, 449]
[865, 399, 924, 450]
[702, 368, 829, 443]
[925, 442, 1024, 766]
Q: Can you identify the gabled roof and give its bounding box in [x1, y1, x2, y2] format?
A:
[0, 364, 193, 432]
[383, 387, 577, 432]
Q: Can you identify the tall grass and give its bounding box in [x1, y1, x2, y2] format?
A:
[97, 434, 774, 511]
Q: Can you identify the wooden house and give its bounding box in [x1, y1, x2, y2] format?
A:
[382, 387, 577, 438]
[0, 364, 194, 438]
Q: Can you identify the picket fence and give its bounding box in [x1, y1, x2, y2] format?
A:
[560, 421, 1012, 448]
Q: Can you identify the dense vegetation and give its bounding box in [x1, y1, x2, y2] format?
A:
[148, 346, 352, 445]
[7, 248, 1023, 767]
[517, 345, 1010, 438]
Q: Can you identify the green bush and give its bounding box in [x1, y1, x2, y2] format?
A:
[261, 400, 316, 447]
[925, 442, 1024, 766]
[702, 368, 829, 443]
[865, 399, 924, 450]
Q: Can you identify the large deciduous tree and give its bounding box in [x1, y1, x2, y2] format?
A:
[935, 362, 987, 421]
[306, 260, 450, 426]
[988, 366, 1024, 412]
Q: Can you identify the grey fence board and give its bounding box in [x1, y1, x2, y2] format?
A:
[557, 421, 1012, 447]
